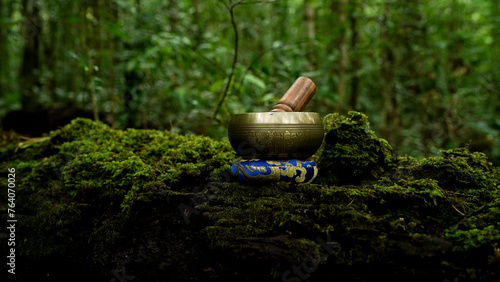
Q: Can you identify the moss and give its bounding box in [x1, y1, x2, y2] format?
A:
[284, 238, 322, 261]
[0, 118, 235, 264]
[441, 198, 500, 278]
[421, 147, 499, 196]
[1, 115, 499, 281]
[201, 115, 499, 280]
[317, 111, 393, 185]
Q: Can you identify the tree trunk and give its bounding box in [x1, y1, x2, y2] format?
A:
[192, 0, 202, 48]
[379, 1, 395, 142]
[2, 0, 16, 97]
[304, 0, 317, 72]
[123, 0, 144, 128]
[492, 0, 500, 111]
[81, 2, 99, 121]
[92, 0, 101, 65]
[444, 0, 461, 144]
[44, 18, 57, 102]
[92, 0, 101, 121]
[349, 2, 360, 111]
[0, 0, 4, 92]
[107, 0, 119, 128]
[168, 0, 179, 33]
[70, 2, 80, 106]
[493, 0, 500, 72]
[19, 0, 42, 111]
[332, 0, 348, 112]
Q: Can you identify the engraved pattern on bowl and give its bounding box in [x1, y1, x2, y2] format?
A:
[228, 112, 324, 159]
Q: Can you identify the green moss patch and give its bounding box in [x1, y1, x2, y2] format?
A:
[0, 118, 235, 266]
[317, 111, 393, 185]
[0, 115, 499, 281]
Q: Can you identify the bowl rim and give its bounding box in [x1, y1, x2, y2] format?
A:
[229, 112, 322, 125]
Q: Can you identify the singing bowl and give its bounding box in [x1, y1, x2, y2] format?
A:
[228, 112, 324, 159]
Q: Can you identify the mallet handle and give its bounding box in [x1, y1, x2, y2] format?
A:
[271, 76, 316, 112]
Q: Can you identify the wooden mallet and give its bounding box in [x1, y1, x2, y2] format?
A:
[271, 76, 316, 112]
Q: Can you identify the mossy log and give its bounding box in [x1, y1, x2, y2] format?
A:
[1, 113, 499, 281]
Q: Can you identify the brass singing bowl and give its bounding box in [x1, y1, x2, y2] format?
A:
[228, 112, 324, 159]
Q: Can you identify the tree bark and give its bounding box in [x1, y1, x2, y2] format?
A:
[349, 2, 360, 111]
[168, 0, 179, 33]
[0, 0, 4, 92]
[81, 1, 99, 121]
[493, 0, 500, 68]
[44, 18, 57, 102]
[19, 0, 42, 111]
[123, 0, 144, 128]
[444, 0, 460, 144]
[332, 0, 348, 112]
[107, 0, 119, 128]
[68, 2, 79, 106]
[492, 0, 500, 109]
[304, 0, 317, 72]
[92, 0, 101, 64]
[192, 0, 202, 48]
[92, 0, 101, 121]
[379, 1, 395, 142]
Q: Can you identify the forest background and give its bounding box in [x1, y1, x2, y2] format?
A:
[0, 0, 499, 164]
